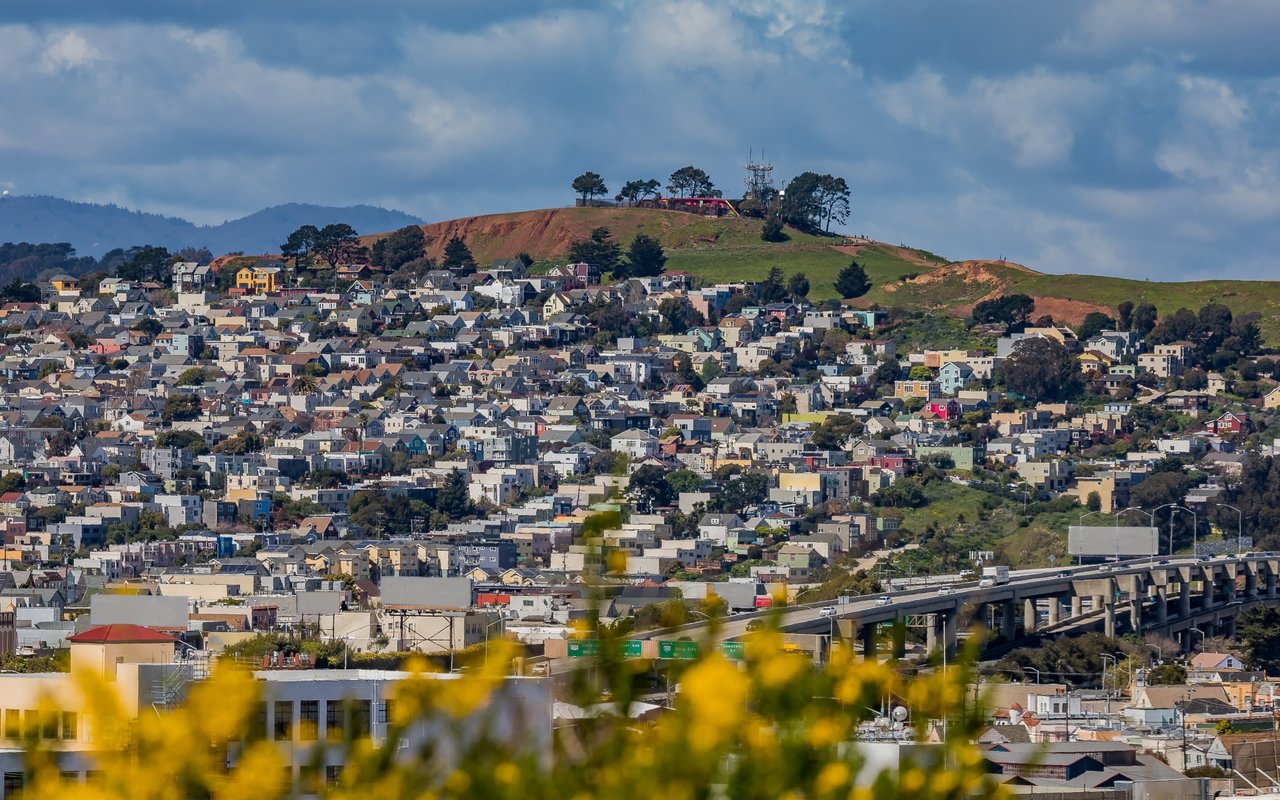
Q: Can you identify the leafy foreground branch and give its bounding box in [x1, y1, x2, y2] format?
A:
[14, 629, 1005, 800]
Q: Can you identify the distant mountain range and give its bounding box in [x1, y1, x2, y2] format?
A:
[0, 195, 424, 257]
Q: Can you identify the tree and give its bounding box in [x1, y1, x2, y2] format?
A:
[375, 225, 426, 272]
[658, 297, 696, 334]
[1145, 663, 1187, 685]
[162, 394, 202, 422]
[626, 233, 667, 278]
[997, 337, 1078, 402]
[314, 223, 359, 268]
[1086, 491, 1101, 512]
[616, 178, 660, 203]
[442, 236, 475, 272]
[629, 465, 674, 513]
[666, 469, 705, 496]
[115, 245, 172, 283]
[815, 174, 852, 231]
[436, 469, 473, 520]
[567, 227, 622, 275]
[667, 166, 718, 198]
[781, 172, 850, 232]
[761, 217, 788, 243]
[175, 367, 207, 387]
[972, 294, 1035, 330]
[787, 272, 810, 301]
[1117, 301, 1135, 331]
[281, 225, 320, 265]
[1077, 312, 1115, 341]
[133, 318, 163, 337]
[756, 267, 788, 305]
[700, 358, 724, 383]
[834, 259, 871, 299]
[1237, 606, 1280, 674]
[0, 279, 39, 303]
[571, 171, 608, 204]
[1132, 303, 1158, 339]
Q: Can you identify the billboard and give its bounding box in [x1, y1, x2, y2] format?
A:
[1068, 526, 1158, 557]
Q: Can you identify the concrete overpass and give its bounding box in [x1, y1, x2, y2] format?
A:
[633, 553, 1280, 659]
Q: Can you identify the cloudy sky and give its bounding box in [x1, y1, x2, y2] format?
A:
[2, 0, 1278, 279]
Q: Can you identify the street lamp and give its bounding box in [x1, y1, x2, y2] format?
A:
[484, 617, 505, 666]
[1152, 504, 1198, 557]
[1145, 643, 1163, 663]
[1189, 626, 1206, 653]
[1215, 503, 1245, 553]
[1024, 666, 1041, 685]
[1116, 507, 1156, 565]
[1100, 654, 1116, 715]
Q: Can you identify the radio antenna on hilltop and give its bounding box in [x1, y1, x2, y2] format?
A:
[744, 148, 776, 211]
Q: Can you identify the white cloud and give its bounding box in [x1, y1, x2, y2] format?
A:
[40, 29, 99, 72]
[876, 68, 1101, 168]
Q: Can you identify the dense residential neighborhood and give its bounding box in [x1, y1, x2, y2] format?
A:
[2, 228, 1280, 796]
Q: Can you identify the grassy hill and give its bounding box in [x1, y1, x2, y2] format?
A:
[372, 206, 1280, 342]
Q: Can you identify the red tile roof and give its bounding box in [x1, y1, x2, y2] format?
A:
[67, 624, 179, 644]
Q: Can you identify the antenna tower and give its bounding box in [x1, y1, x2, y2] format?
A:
[744, 148, 776, 209]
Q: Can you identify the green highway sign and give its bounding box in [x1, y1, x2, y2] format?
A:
[721, 641, 745, 660]
[621, 640, 644, 657]
[567, 640, 600, 658]
[658, 640, 699, 660]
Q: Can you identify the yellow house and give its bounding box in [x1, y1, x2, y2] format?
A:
[49, 274, 81, 295]
[1264, 386, 1280, 411]
[235, 266, 281, 295]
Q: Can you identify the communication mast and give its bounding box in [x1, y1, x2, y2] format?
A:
[744, 149, 776, 212]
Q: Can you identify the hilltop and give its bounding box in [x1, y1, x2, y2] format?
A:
[373, 206, 1280, 340]
[0, 195, 423, 257]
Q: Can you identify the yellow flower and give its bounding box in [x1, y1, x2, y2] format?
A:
[806, 716, 847, 748]
[679, 655, 747, 752]
[607, 549, 628, 573]
[494, 762, 520, 785]
[815, 762, 851, 796]
[758, 651, 805, 689]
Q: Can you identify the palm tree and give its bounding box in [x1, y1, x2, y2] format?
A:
[292, 374, 319, 394]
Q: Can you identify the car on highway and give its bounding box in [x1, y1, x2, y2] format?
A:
[875, 595, 892, 607]
[818, 606, 838, 618]
[1056, 570, 1071, 578]
[937, 586, 955, 596]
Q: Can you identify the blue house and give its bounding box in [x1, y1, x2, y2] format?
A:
[937, 361, 975, 396]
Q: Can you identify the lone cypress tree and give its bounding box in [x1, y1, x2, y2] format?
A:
[834, 259, 871, 299]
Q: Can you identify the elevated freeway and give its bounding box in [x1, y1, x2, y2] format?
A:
[631, 553, 1280, 659]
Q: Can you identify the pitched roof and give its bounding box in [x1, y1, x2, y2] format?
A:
[68, 623, 179, 644]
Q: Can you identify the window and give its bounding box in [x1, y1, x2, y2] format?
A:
[23, 711, 38, 739]
[298, 701, 318, 741]
[325, 765, 343, 786]
[350, 700, 371, 738]
[3, 771, 23, 798]
[379, 700, 394, 725]
[325, 701, 342, 741]
[253, 702, 267, 738]
[3, 710, 18, 739]
[273, 701, 292, 741]
[61, 712, 76, 741]
[41, 712, 58, 740]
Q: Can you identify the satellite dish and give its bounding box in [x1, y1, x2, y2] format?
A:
[892, 706, 909, 722]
